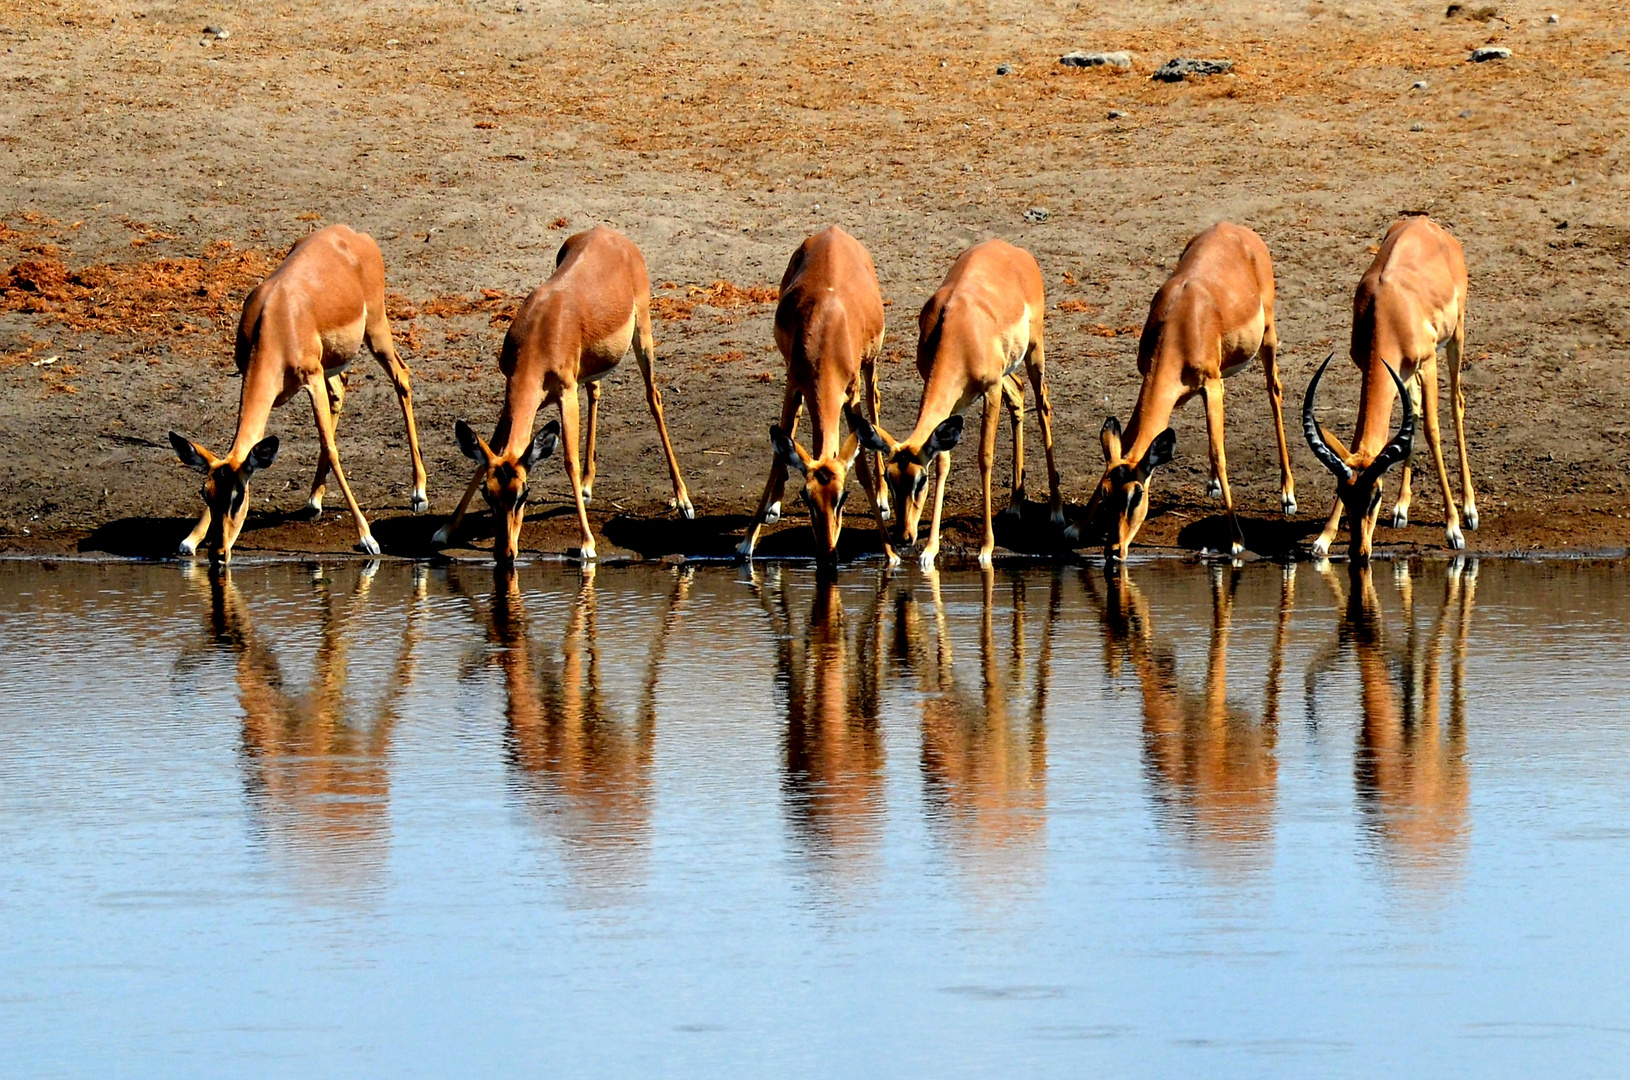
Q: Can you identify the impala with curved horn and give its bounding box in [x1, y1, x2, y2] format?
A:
[1308, 216, 1477, 557]
[1303, 351, 1415, 561]
[435, 227, 694, 563]
[170, 224, 429, 562]
[737, 227, 892, 567]
[1066, 223, 1296, 561]
[850, 239, 1063, 570]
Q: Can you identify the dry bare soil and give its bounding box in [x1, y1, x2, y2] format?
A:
[2, 0, 1627, 562]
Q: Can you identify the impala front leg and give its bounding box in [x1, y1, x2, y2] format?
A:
[739, 385, 802, 559]
[559, 385, 596, 561]
[1025, 342, 1065, 526]
[865, 360, 890, 521]
[1001, 372, 1025, 517]
[1202, 378, 1244, 556]
[1312, 496, 1343, 559]
[978, 385, 1000, 567]
[307, 372, 346, 516]
[433, 414, 511, 547]
[307, 376, 378, 555]
[180, 507, 211, 557]
[919, 450, 952, 572]
[581, 381, 601, 504]
[1390, 373, 1423, 529]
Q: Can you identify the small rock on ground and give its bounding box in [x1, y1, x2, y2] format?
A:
[1470, 46, 1512, 62]
[996, 62, 1013, 75]
[1059, 51, 1133, 69]
[1152, 58, 1232, 82]
[1024, 207, 1051, 224]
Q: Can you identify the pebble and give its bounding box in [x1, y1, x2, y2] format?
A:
[1108, 109, 1126, 119]
[1459, 109, 1473, 118]
[1412, 79, 1429, 89]
[202, 25, 229, 39]
[1470, 46, 1512, 62]
[1059, 51, 1133, 69]
[996, 62, 1013, 75]
[1152, 57, 1232, 82]
[1547, 13, 1559, 22]
[1024, 207, 1051, 224]
[1410, 121, 1426, 131]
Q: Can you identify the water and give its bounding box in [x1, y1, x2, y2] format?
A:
[2, 556, 1629, 1078]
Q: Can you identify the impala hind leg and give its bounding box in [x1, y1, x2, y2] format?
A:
[1417, 356, 1465, 549]
[1260, 329, 1297, 515]
[1025, 344, 1065, 525]
[1447, 316, 1478, 530]
[306, 372, 347, 516]
[307, 376, 378, 555]
[1202, 378, 1244, 556]
[559, 385, 596, 561]
[978, 385, 1001, 567]
[365, 318, 429, 512]
[1001, 373, 1025, 517]
[632, 308, 694, 519]
[738, 385, 802, 559]
[1390, 373, 1424, 529]
[581, 381, 601, 504]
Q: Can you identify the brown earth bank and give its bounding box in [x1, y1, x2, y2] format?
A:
[2, 0, 1627, 563]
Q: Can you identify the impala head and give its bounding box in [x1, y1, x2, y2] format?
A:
[171, 431, 280, 562]
[1303, 352, 1414, 562]
[455, 418, 561, 563]
[771, 425, 861, 568]
[1083, 418, 1177, 562]
[849, 410, 964, 544]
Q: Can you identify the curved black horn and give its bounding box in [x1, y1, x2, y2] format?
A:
[1302, 351, 1354, 484]
[1361, 360, 1415, 485]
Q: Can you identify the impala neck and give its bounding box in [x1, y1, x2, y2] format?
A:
[906, 342, 981, 449]
[225, 357, 284, 464]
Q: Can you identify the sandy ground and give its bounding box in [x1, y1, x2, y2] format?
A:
[2, 0, 1628, 563]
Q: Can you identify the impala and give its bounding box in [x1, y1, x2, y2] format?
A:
[1307, 216, 1478, 558]
[851, 239, 1063, 570]
[170, 224, 428, 561]
[1067, 222, 1296, 560]
[738, 227, 892, 566]
[436, 227, 694, 562]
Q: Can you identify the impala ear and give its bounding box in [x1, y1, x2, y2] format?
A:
[839, 430, 862, 470]
[847, 410, 894, 455]
[243, 435, 280, 477]
[455, 419, 489, 463]
[922, 413, 965, 457]
[170, 432, 215, 474]
[1136, 428, 1176, 480]
[523, 421, 560, 469]
[771, 425, 811, 475]
[1100, 416, 1123, 461]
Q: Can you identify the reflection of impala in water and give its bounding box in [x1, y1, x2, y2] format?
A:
[753, 567, 888, 870]
[451, 565, 688, 890]
[895, 570, 1058, 885]
[180, 561, 425, 894]
[1086, 563, 1293, 873]
[1307, 560, 1477, 888]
